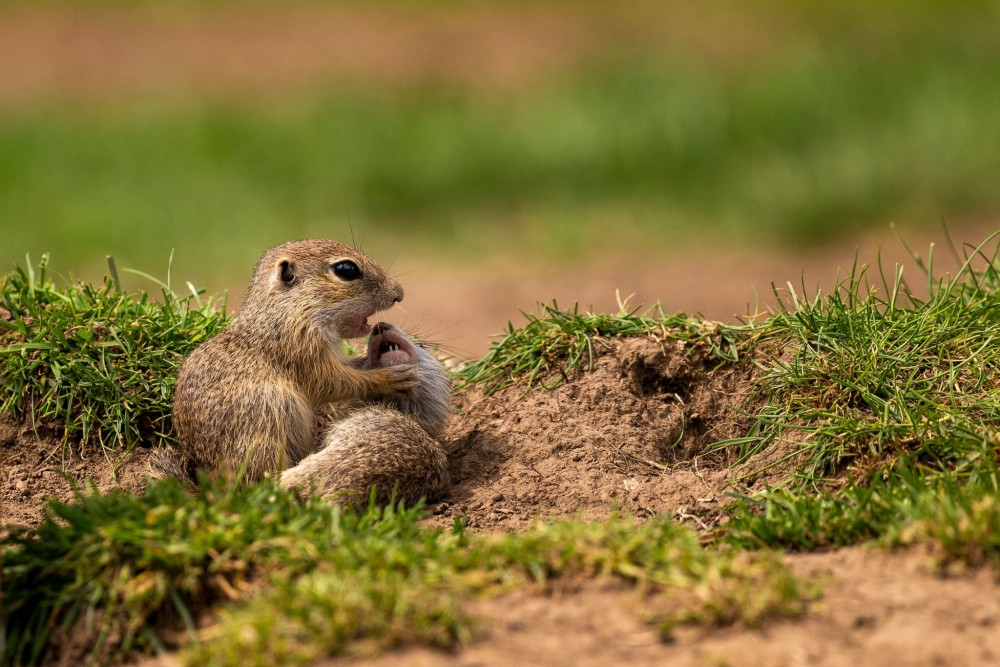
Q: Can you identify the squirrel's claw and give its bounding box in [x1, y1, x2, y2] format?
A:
[383, 363, 421, 394]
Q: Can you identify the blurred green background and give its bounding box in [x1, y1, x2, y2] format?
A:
[2, 0, 999, 310]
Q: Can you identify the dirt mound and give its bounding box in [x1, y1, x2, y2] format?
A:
[1, 334, 778, 531]
[0, 415, 153, 529]
[437, 335, 771, 530]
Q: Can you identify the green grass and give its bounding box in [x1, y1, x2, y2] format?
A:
[454, 300, 741, 394]
[720, 231, 1000, 486]
[725, 462, 1000, 572]
[1, 478, 807, 665]
[0, 254, 228, 457]
[3, 1, 1000, 282]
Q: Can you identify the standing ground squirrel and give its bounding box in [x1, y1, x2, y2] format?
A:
[172, 239, 421, 482]
[280, 321, 452, 505]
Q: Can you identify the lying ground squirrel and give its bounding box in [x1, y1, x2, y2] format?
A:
[172, 239, 420, 482]
[280, 322, 451, 505]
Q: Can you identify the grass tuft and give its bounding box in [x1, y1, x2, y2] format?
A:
[724, 461, 1000, 573]
[455, 299, 741, 395]
[1, 478, 807, 665]
[720, 231, 1000, 486]
[0, 254, 227, 457]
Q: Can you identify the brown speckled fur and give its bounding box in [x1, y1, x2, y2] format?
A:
[171, 239, 418, 482]
[281, 323, 452, 505]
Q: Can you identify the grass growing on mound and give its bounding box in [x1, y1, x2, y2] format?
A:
[1, 478, 807, 665]
[0, 254, 227, 456]
[725, 461, 1000, 573]
[455, 299, 742, 394]
[724, 232, 1000, 485]
[457, 230, 1000, 563]
[461, 231, 1000, 489]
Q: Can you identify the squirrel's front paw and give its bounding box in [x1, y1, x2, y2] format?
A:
[382, 363, 420, 395]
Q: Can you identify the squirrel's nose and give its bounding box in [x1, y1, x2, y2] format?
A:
[392, 284, 404, 304]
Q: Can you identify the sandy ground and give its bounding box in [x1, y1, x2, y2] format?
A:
[430, 335, 772, 532]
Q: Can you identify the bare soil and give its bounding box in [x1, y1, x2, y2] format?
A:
[433, 335, 780, 531]
[0, 415, 152, 529]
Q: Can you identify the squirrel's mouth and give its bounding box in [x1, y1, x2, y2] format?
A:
[368, 322, 415, 368]
[339, 313, 373, 339]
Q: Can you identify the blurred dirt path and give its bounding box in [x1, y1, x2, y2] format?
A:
[0, 3, 781, 105]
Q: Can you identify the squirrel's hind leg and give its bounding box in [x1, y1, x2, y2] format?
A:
[281, 406, 449, 506]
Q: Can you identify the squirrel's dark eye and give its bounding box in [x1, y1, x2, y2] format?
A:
[332, 260, 361, 281]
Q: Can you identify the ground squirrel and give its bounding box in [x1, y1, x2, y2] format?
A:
[172, 239, 421, 482]
[280, 321, 451, 505]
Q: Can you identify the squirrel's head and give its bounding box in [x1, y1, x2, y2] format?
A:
[243, 239, 404, 340]
[366, 322, 452, 437]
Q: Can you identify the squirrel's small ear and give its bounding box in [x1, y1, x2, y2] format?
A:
[278, 259, 296, 285]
